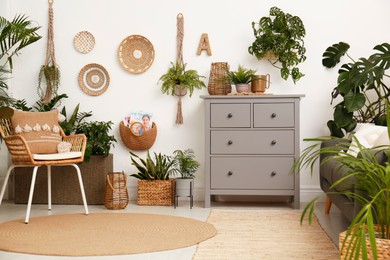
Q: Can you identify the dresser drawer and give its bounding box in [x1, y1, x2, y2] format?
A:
[210, 103, 250, 128]
[210, 130, 294, 154]
[254, 103, 294, 127]
[210, 156, 294, 189]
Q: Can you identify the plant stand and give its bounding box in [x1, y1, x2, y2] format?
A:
[174, 178, 194, 209]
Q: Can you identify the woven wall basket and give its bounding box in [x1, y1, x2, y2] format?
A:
[104, 172, 129, 210]
[208, 62, 231, 95]
[137, 179, 175, 206]
[339, 225, 390, 259]
[119, 121, 157, 151]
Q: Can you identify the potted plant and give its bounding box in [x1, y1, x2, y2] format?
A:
[172, 149, 200, 201]
[291, 103, 390, 259]
[248, 6, 306, 84]
[322, 42, 390, 137]
[226, 65, 256, 93]
[0, 14, 41, 118]
[158, 61, 206, 124]
[130, 151, 176, 206]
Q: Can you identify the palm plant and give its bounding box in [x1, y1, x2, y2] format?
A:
[292, 103, 390, 259]
[0, 14, 41, 110]
[130, 151, 175, 180]
[172, 149, 200, 178]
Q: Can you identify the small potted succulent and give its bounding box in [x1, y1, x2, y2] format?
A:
[226, 65, 257, 93]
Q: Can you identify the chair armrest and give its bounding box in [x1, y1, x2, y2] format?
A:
[3, 134, 35, 164]
[320, 138, 351, 162]
[62, 134, 87, 153]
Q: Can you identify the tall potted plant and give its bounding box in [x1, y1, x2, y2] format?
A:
[248, 6, 306, 84]
[172, 149, 200, 202]
[158, 61, 206, 124]
[130, 151, 176, 206]
[322, 42, 390, 137]
[292, 103, 390, 259]
[0, 14, 41, 118]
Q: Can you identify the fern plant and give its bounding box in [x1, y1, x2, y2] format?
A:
[130, 151, 175, 180]
[227, 65, 257, 84]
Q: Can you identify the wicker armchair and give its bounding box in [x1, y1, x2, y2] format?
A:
[0, 117, 89, 223]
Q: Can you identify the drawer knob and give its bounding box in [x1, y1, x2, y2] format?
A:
[228, 140, 233, 145]
[271, 140, 277, 145]
[227, 113, 233, 118]
[271, 171, 277, 177]
[271, 113, 277, 118]
[228, 171, 233, 176]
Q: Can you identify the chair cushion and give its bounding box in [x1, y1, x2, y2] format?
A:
[11, 110, 62, 154]
[32, 151, 82, 161]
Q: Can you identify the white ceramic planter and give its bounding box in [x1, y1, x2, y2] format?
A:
[175, 178, 194, 197]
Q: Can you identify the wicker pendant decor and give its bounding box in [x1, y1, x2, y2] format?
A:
[78, 63, 110, 96]
[73, 31, 95, 53]
[117, 35, 155, 74]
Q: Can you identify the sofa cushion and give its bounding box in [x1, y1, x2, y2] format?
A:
[11, 110, 62, 154]
[346, 124, 387, 157]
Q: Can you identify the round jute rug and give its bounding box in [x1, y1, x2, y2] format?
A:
[0, 213, 217, 256]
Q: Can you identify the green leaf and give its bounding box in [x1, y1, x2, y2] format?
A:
[327, 120, 345, 138]
[334, 103, 353, 128]
[344, 91, 365, 112]
[371, 42, 390, 70]
[322, 42, 350, 68]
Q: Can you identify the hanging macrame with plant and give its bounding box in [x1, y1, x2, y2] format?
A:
[176, 13, 184, 124]
[38, 0, 60, 104]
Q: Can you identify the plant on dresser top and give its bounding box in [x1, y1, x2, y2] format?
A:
[248, 6, 306, 83]
[226, 65, 256, 93]
[130, 151, 176, 205]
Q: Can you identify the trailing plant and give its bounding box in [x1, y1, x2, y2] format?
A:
[291, 102, 390, 259]
[38, 64, 60, 103]
[226, 65, 257, 84]
[248, 6, 306, 84]
[130, 151, 175, 180]
[172, 149, 200, 178]
[322, 42, 390, 137]
[158, 61, 206, 97]
[0, 14, 41, 116]
[75, 121, 117, 162]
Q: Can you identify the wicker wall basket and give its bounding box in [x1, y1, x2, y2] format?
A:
[208, 62, 231, 95]
[119, 121, 157, 151]
[339, 225, 390, 259]
[104, 172, 129, 210]
[137, 179, 176, 206]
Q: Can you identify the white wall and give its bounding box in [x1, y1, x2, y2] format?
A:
[2, 0, 390, 202]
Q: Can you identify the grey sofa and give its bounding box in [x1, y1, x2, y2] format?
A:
[319, 139, 388, 222]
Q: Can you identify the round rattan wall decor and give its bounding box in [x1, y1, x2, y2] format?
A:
[78, 63, 110, 96]
[73, 31, 95, 54]
[117, 35, 155, 74]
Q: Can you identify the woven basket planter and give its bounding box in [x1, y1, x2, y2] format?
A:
[119, 121, 157, 151]
[339, 225, 390, 259]
[137, 179, 175, 206]
[104, 172, 129, 210]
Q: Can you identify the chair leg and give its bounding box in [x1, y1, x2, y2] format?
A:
[25, 166, 39, 224]
[47, 165, 52, 211]
[70, 164, 89, 215]
[324, 196, 332, 214]
[0, 165, 16, 206]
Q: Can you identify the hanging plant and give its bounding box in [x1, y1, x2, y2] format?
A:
[38, 0, 60, 104]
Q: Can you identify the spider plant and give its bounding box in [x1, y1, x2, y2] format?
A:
[130, 151, 175, 180]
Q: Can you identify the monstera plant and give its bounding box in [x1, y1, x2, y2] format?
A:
[0, 15, 41, 118]
[322, 42, 390, 137]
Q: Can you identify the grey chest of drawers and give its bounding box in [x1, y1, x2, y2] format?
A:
[200, 94, 304, 208]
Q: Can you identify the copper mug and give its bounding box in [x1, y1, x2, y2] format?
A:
[251, 74, 270, 93]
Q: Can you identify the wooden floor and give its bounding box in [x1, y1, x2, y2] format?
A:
[0, 198, 350, 260]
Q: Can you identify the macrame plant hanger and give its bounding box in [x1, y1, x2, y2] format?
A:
[40, 0, 59, 104]
[176, 13, 184, 124]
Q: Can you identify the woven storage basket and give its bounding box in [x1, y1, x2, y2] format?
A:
[119, 121, 157, 150]
[137, 179, 175, 206]
[208, 62, 231, 95]
[104, 172, 129, 210]
[339, 225, 390, 259]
